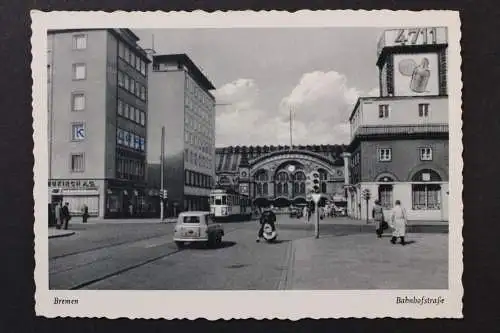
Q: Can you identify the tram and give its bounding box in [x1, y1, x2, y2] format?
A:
[209, 188, 253, 222]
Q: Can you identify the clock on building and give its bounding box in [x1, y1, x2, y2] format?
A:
[241, 171, 247, 177]
[287, 165, 296, 173]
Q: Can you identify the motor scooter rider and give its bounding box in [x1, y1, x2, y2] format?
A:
[256, 205, 277, 242]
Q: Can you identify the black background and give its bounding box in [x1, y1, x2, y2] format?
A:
[0, 0, 497, 332]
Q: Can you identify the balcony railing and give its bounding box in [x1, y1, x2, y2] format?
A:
[353, 124, 449, 139]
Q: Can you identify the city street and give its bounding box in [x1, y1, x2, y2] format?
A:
[49, 215, 448, 290]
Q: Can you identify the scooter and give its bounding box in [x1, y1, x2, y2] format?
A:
[262, 222, 277, 242]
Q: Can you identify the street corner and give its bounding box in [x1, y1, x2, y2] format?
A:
[48, 228, 76, 239]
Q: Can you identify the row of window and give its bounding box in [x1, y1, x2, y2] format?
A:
[378, 103, 430, 118]
[116, 128, 146, 152]
[118, 71, 147, 101]
[377, 147, 433, 162]
[116, 157, 145, 180]
[118, 41, 147, 77]
[185, 113, 212, 139]
[185, 170, 213, 188]
[185, 77, 212, 106]
[184, 130, 212, 154]
[377, 184, 441, 211]
[184, 149, 212, 169]
[185, 96, 213, 122]
[118, 100, 146, 126]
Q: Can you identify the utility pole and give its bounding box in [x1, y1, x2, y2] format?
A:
[160, 126, 165, 221]
[289, 106, 293, 150]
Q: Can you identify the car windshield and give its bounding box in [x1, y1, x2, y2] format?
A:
[183, 216, 201, 224]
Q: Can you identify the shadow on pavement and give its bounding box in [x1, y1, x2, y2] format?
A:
[187, 241, 237, 250]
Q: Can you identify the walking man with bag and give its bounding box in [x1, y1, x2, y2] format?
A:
[372, 199, 388, 238]
[390, 200, 408, 245]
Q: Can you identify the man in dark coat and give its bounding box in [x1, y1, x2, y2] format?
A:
[62, 202, 71, 230]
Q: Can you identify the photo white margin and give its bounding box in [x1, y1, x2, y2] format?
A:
[32, 10, 463, 319]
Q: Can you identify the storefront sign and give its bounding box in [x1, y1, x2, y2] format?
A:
[48, 179, 98, 189]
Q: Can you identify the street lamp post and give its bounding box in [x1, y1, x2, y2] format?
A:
[160, 126, 165, 221]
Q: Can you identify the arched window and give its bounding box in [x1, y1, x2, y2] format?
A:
[321, 182, 327, 193]
[283, 183, 288, 194]
[293, 182, 299, 194]
[411, 169, 442, 210]
[300, 183, 305, 194]
[277, 172, 288, 182]
[255, 169, 268, 182]
[263, 183, 269, 195]
[256, 183, 262, 195]
[318, 169, 328, 181]
[295, 172, 306, 181]
[276, 183, 282, 195]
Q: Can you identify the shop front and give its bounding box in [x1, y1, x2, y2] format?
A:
[48, 179, 102, 217]
[105, 179, 150, 218]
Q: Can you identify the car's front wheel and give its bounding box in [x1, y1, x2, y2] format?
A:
[175, 241, 185, 249]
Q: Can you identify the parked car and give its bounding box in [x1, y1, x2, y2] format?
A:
[173, 211, 224, 249]
[289, 207, 303, 219]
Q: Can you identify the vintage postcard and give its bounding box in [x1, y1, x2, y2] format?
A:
[32, 10, 463, 319]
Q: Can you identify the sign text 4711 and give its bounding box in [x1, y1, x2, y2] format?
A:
[394, 27, 439, 46]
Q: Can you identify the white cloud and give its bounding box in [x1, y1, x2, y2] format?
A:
[214, 73, 376, 146]
[367, 87, 380, 97]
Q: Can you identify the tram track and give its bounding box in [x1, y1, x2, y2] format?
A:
[56, 225, 244, 290]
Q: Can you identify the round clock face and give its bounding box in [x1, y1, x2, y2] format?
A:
[287, 165, 296, 172]
[241, 171, 247, 177]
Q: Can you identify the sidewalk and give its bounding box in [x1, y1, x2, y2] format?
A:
[282, 233, 448, 290]
[48, 228, 75, 239]
[67, 217, 178, 224]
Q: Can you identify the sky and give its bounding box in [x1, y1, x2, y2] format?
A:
[134, 28, 385, 147]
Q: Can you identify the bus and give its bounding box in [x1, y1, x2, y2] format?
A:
[209, 188, 253, 222]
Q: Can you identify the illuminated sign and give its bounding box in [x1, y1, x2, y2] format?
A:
[377, 27, 448, 57]
[393, 53, 439, 96]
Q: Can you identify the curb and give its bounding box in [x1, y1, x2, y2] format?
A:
[49, 231, 75, 239]
[277, 240, 295, 290]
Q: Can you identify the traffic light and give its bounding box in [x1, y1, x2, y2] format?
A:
[311, 171, 320, 193]
[160, 189, 168, 200]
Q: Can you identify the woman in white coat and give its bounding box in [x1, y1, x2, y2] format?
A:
[390, 200, 408, 245]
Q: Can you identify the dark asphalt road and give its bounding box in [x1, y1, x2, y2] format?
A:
[49, 217, 312, 290]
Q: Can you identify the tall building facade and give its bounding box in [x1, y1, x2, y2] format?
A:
[215, 145, 347, 207]
[147, 54, 216, 217]
[47, 29, 150, 218]
[345, 27, 449, 221]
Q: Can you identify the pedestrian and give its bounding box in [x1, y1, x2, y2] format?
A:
[82, 204, 89, 223]
[62, 202, 71, 230]
[389, 200, 408, 245]
[302, 205, 308, 223]
[54, 202, 62, 229]
[372, 199, 388, 238]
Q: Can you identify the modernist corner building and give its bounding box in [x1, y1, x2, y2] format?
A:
[345, 27, 450, 221]
[214, 145, 348, 208]
[147, 54, 216, 217]
[47, 29, 151, 218]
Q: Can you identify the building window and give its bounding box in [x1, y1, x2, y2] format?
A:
[141, 86, 146, 100]
[185, 149, 189, 162]
[118, 42, 125, 59]
[73, 34, 87, 50]
[418, 103, 430, 117]
[124, 75, 129, 90]
[412, 184, 441, 210]
[129, 78, 135, 93]
[378, 104, 389, 118]
[117, 100, 123, 116]
[70, 153, 85, 172]
[419, 147, 433, 161]
[321, 182, 327, 193]
[263, 183, 269, 195]
[140, 111, 146, 126]
[72, 63, 86, 80]
[135, 108, 140, 124]
[71, 123, 86, 141]
[71, 93, 85, 111]
[378, 148, 392, 162]
[118, 71, 124, 87]
[378, 184, 393, 209]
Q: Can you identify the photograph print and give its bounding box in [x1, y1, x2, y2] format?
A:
[33, 10, 463, 319]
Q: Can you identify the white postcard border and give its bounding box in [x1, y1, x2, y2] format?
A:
[32, 10, 463, 319]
